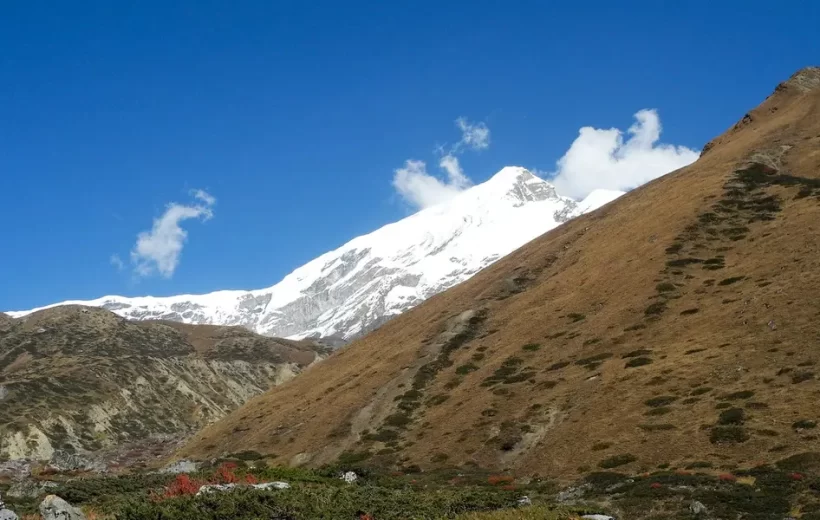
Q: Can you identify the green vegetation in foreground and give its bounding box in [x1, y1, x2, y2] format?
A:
[0, 463, 564, 520]
[455, 507, 574, 519]
[3, 454, 820, 519]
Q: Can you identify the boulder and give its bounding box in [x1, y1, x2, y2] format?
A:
[159, 459, 199, 474]
[48, 450, 103, 473]
[0, 461, 31, 480]
[195, 481, 291, 496]
[340, 471, 358, 483]
[196, 483, 237, 496]
[0, 492, 20, 520]
[39, 495, 87, 520]
[689, 500, 708, 515]
[0, 509, 19, 520]
[253, 482, 290, 490]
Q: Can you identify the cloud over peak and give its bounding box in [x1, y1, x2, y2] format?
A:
[391, 109, 697, 210]
[393, 117, 489, 210]
[455, 117, 490, 151]
[129, 189, 216, 278]
[550, 109, 699, 199]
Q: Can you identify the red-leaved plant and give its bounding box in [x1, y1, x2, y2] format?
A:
[157, 462, 253, 500]
[487, 475, 514, 485]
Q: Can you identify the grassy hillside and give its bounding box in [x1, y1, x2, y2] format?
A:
[179, 67, 820, 482]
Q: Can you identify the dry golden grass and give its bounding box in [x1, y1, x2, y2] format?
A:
[180, 67, 820, 481]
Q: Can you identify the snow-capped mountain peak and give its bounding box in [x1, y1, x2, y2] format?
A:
[8, 168, 623, 342]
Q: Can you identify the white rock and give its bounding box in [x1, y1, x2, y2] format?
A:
[581, 515, 615, 520]
[196, 483, 237, 496]
[160, 460, 199, 474]
[252, 481, 290, 490]
[689, 500, 708, 515]
[340, 471, 359, 483]
[0, 492, 18, 520]
[39, 495, 86, 520]
[517, 495, 532, 506]
[195, 481, 290, 496]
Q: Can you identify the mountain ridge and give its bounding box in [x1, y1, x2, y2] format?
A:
[177, 67, 820, 480]
[0, 305, 326, 466]
[8, 169, 623, 342]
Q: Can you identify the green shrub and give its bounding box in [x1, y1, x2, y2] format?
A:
[521, 343, 541, 352]
[575, 353, 613, 368]
[718, 408, 745, 425]
[456, 363, 479, 375]
[710, 425, 749, 444]
[777, 452, 820, 473]
[622, 349, 652, 358]
[644, 396, 677, 407]
[723, 390, 754, 400]
[384, 413, 412, 428]
[792, 371, 815, 384]
[338, 450, 372, 465]
[684, 461, 713, 469]
[598, 454, 637, 469]
[718, 276, 745, 286]
[364, 429, 400, 442]
[625, 357, 653, 368]
[644, 302, 666, 316]
[229, 450, 265, 461]
[656, 282, 676, 292]
[792, 419, 817, 430]
[567, 313, 586, 322]
[427, 394, 449, 406]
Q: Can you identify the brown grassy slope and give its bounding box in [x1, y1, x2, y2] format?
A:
[180, 67, 820, 480]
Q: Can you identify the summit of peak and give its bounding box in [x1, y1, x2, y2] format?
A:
[473, 166, 564, 205]
[486, 166, 539, 185]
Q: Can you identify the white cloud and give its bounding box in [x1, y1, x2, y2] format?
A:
[192, 189, 216, 206]
[129, 189, 215, 278]
[393, 160, 469, 210]
[438, 154, 470, 188]
[454, 117, 490, 151]
[110, 254, 124, 271]
[393, 117, 489, 209]
[549, 109, 699, 200]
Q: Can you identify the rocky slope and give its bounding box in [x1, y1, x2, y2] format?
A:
[7, 172, 623, 342]
[0, 306, 325, 466]
[178, 67, 820, 481]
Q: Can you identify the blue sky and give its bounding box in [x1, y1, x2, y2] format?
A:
[2, 1, 818, 311]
